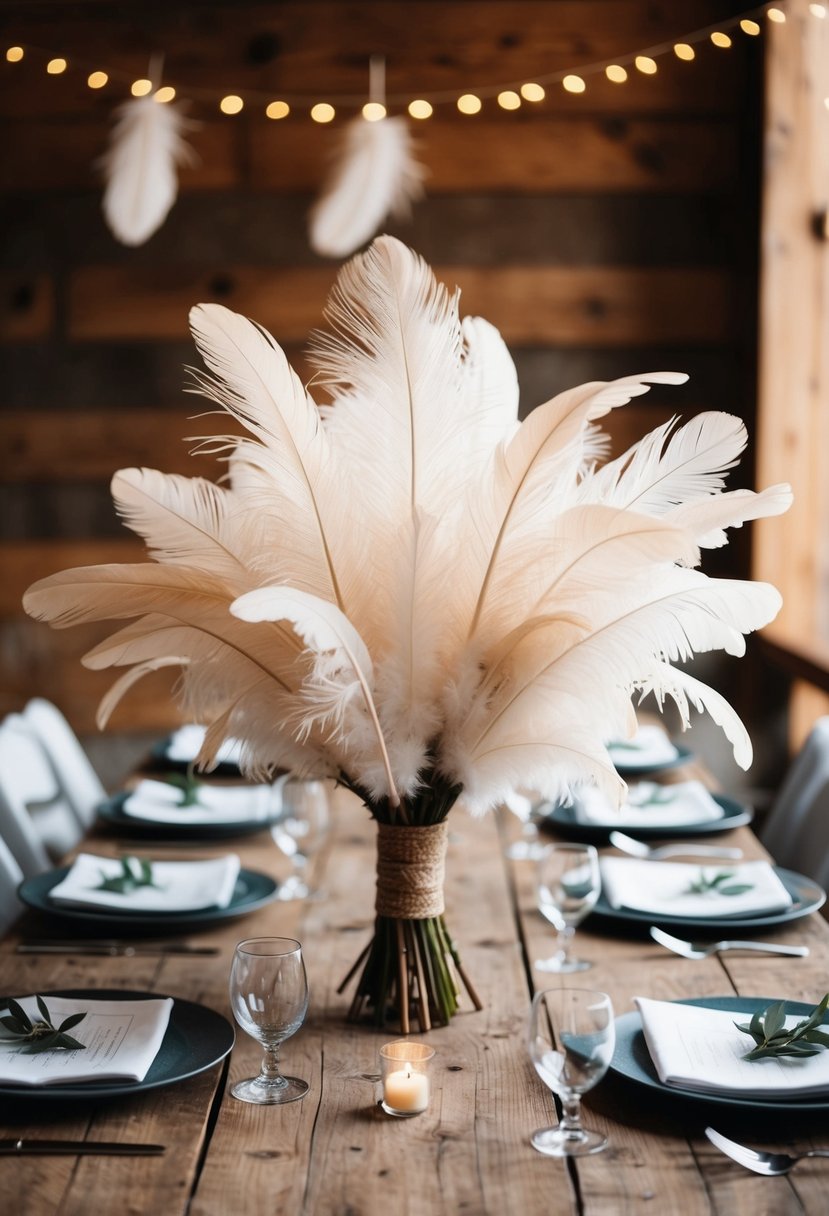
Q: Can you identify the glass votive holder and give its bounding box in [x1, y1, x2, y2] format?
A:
[379, 1040, 435, 1117]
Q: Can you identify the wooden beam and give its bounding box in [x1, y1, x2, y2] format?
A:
[0, 275, 53, 341]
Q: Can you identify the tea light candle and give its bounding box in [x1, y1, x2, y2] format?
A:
[379, 1040, 435, 1117]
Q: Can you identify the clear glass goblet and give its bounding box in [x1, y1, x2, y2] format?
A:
[271, 777, 330, 900]
[528, 987, 615, 1157]
[229, 937, 310, 1104]
[535, 843, 600, 972]
[504, 792, 550, 861]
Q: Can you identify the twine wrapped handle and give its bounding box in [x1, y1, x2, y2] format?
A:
[375, 821, 448, 919]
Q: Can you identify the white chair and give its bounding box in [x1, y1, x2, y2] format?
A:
[0, 716, 79, 876]
[0, 833, 23, 935]
[22, 698, 106, 829]
[761, 717, 829, 889]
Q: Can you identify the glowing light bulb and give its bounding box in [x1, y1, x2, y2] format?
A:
[6, 46, 24, 63]
[740, 19, 761, 35]
[635, 56, 658, 75]
[457, 93, 481, 114]
[220, 94, 244, 114]
[47, 58, 67, 75]
[562, 74, 586, 94]
[131, 78, 152, 97]
[154, 85, 176, 103]
[87, 70, 108, 89]
[497, 90, 520, 110]
[767, 7, 786, 22]
[266, 100, 290, 120]
[711, 31, 732, 48]
[674, 43, 695, 61]
[310, 102, 335, 123]
[520, 82, 545, 102]
[408, 98, 433, 119]
[605, 64, 628, 83]
[362, 101, 386, 121]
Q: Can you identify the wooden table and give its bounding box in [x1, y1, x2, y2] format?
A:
[1, 782, 829, 1215]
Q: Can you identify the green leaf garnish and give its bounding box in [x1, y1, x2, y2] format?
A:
[94, 855, 161, 894]
[686, 869, 754, 897]
[735, 993, 829, 1061]
[0, 996, 87, 1053]
[161, 772, 202, 807]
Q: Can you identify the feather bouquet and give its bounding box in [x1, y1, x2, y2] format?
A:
[24, 236, 790, 1030]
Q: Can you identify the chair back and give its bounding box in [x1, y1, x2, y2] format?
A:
[0, 717, 79, 876]
[23, 698, 106, 829]
[761, 717, 829, 889]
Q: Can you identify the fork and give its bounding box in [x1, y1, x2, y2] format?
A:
[650, 925, 809, 959]
[705, 1126, 829, 1175]
[609, 830, 743, 861]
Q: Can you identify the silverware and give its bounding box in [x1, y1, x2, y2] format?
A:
[609, 830, 743, 861]
[0, 1139, 165, 1156]
[15, 940, 219, 957]
[705, 1126, 829, 1175]
[650, 925, 809, 960]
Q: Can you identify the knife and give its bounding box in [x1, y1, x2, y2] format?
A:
[0, 1139, 165, 1156]
[15, 942, 219, 956]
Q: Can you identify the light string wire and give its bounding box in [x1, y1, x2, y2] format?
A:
[2, 2, 800, 116]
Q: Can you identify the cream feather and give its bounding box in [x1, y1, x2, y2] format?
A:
[309, 116, 424, 258]
[100, 95, 193, 246]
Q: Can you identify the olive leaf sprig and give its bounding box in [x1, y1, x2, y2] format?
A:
[162, 772, 202, 807]
[0, 997, 87, 1053]
[736, 994, 829, 1061]
[686, 869, 754, 897]
[95, 856, 160, 894]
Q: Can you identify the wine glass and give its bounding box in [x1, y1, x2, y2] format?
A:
[528, 987, 615, 1157]
[229, 937, 310, 1104]
[271, 777, 330, 900]
[535, 843, 600, 972]
[504, 791, 550, 861]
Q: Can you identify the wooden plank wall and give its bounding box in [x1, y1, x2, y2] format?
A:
[0, 0, 762, 736]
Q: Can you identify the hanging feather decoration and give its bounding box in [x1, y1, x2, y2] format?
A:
[100, 95, 193, 246]
[309, 115, 425, 258]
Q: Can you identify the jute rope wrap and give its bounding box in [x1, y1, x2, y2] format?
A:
[375, 821, 448, 919]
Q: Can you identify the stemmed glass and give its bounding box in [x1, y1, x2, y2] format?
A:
[528, 987, 615, 1157]
[271, 777, 330, 900]
[535, 843, 600, 972]
[229, 937, 310, 1104]
[504, 792, 550, 861]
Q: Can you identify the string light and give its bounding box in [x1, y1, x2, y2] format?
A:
[635, 56, 657, 75]
[767, 7, 786, 21]
[520, 83, 545, 102]
[497, 90, 520, 109]
[457, 93, 481, 115]
[562, 74, 586, 94]
[46, 58, 67, 74]
[220, 94, 243, 114]
[130, 78, 152, 97]
[408, 98, 433, 119]
[740, 19, 761, 34]
[362, 101, 386, 121]
[87, 70, 108, 89]
[810, 2, 826, 14]
[711, 31, 733, 48]
[154, 85, 175, 103]
[674, 43, 695, 60]
[266, 100, 290, 120]
[605, 64, 628, 83]
[310, 102, 335, 123]
[5, 46, 23, 63]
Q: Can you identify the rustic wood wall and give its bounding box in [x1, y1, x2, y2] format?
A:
[0, 0, 762, 737]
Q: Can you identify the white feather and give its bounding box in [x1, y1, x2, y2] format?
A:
[100, 96, 193, 246]
[309, 117, 424, 258]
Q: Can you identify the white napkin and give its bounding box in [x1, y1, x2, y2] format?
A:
[607, 725, 680, 769]
[574, 780, 724, 828]
[0, 994, 173, 1087]
[123, 778, 276, 826]
[164, 724, 243, 767]
[49, 853, 241, 912]
[636, 996, 829, 1097]
[600, 857, 793, 918]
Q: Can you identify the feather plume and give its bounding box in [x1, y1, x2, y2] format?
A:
[309, 116, 424, 258]
[100, 95, 193, 246]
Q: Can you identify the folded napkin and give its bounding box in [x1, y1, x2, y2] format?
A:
[574, 780, 724, 829]
[49, 853, 241, 913]
[123, 778, 276, 826]
[164, 724, 243, 767]
[0, 994, 173, 1087]
[607, 725, 680, 768]
[600, 857, 793, 919]
[636, 996, 829, 1098]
